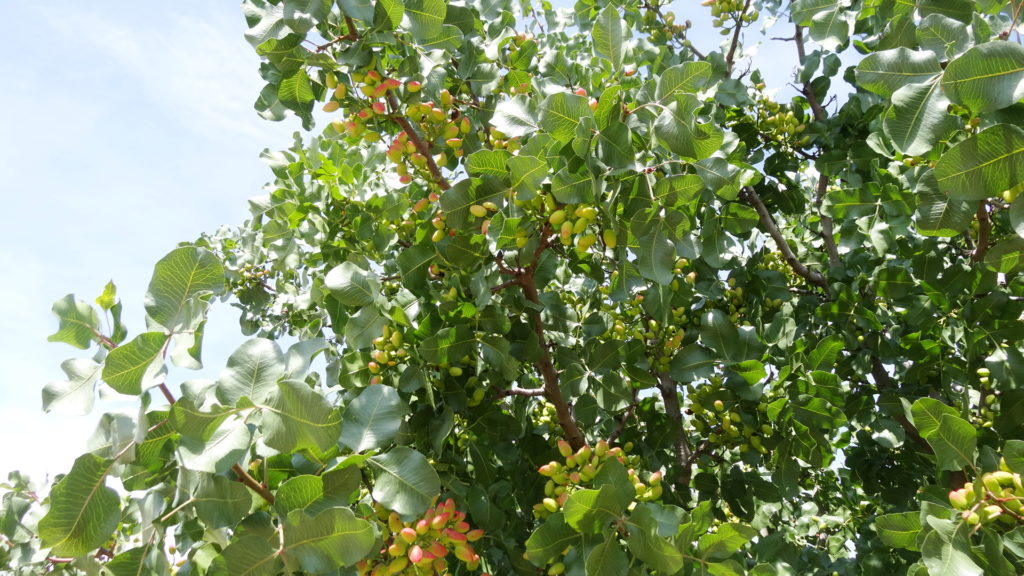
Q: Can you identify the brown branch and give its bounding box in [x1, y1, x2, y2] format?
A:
[314, 16, 360, 52]
[870, 357, 932, 454]
[972, 201, 990, 262]
[608, 392, 637, 444]
[657, 372, 692, 485]
[385, 92, 451, 191]
[490, 278, 521, 293]
[814, 174, 841, 267]
[741, 187, 829, 289]
[496, 387, 546, 397]
[232, 463, 275, 504]
[158, 383, 176, 405]
[516, 229, 585, 450]
[724, 0, 753, 77]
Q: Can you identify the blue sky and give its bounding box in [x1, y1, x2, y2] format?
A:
[0, 2, 846, 481]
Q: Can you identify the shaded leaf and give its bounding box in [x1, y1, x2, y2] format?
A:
[339, 384, 409, 452]
[368, 446, 440, 517]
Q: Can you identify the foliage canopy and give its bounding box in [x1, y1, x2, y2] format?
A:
[5, 0, 1024, 574]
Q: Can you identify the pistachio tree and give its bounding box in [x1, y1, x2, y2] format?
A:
[4, 0, 1024, 574]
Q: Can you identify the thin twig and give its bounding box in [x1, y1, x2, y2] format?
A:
[496, 387, 546, 397]
[740, 187, 829, 289]
[972, 201, 990, 262]
[385, 92, 451, 190]
[815, 174, 841, 267]
[313, 16, 360, 52]
[490, 278, 521, 293]
[232, 463, 276, 504]
[725, 0, 753, 77]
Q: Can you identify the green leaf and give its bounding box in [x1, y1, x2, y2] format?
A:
[339, 384, 410, 452]
[911, 397, 959, 438]
[404, 0, 445, 41]
[344, 305, 387, 350]
[874, 511, 921, 551]
[720, 203, 759, 234]
[790, 0, 841, 26]
[654, 95, 722, 160]
[695, 157, 741, 201]
[626, 502, 684, 574]
[220, 534, 282, 576]
[883, 78, 954, 156]
[47, 294, 101, 349]
[368, 446, 440, 517]
[669, 346, 716, 382]
[243, 0, 289, 47]
[920, 522, 983, 576]
[101, 332, 169, 395]
[916, 177, 974, 237]
[262, 380, 342, 453]
[697, 522, 756, 560]
[509, 155, 549, 200]
[178, 416, 253, 474]
[1004, 439, 1024, 473]
[539, 92, 593, 143]
[592, 6, 623, 70]
[194, 473, 254, 529]
[216, 338, 286, 406]
[283, 507, 375, 571]
[934, 124, 1024, 201]
[169, 396, 231, 441]
[490, 96, 538, 139]
[563, 487, 625, 534]
[1010, 195, 1024, 238]
[942, 42, 1024, 113]
[700, 309, 765, 364]
[585, 538, 629, 576]
[919, 0, 973, 24]
[466, 149, 510, 178]
[104, 544, 167, 576]
[278, 68, 314, 108]
[43, 358, 101, 415]
[809, 6, 853, 51]
[984, 237, 1024, 273]
[374, 0, 404, 29]
[397, 244, 434, 291]
[324, 262, 380, 307]
[924, 413, 976, 471]
[855, 48, 941, 98]
[656, 62, 712, 101]
[38, 454, 120, 557]
[144, 246, 224, 332]
[636, 227, 675, 286]
[597, 121, 635, 170]
[551, 168, 595, 204]
[917, 14, 971, 60]
[525, 513, 581, 566]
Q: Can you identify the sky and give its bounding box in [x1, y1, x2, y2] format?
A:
[0, 2, 851, 483]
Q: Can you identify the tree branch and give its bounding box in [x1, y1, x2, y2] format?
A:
[385, 92, 451, 191]
[657, 372, 692, 486]
[496, 387, 546, 397]
[232, 463, 276, 504]
[972, 201, 990, 262]
[740, 187, 829, 289]
[814, 174, 841, 267]
[725, 0, 753, 77]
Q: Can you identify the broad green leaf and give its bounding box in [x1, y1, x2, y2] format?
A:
[626, 502, 684, 574]
[654, 95, 722, 160]
[466, 149, 510, 178]
[324, 262, 379, 307]
[720, 203, 759, 234]
[563, 487, 624, 534]
[855, 48, 941, 98]
[1004, 439, 1024, 473]
[551, 168, 595, 205]
[509, 155, 549, 199]
[169, 395, 231, 441]
[597, 121, 635, 170]
[700, 309, 765, 364]
[216, 338, 286, 406]
[911, 397, 958, 438]
[275, 475, 325, 516]
[916, 181, 974, 237]
[809, 6, 853, 51]
[439, 178, 473, 230]
[104, 545, 167, 576]
[807, 335, 844, 371]
[695, 157, 741, 200]
[790, 0, 841, 25]
[942, 41, 1024, 113]
[262, 380, 342, 453]
[48, 294, 100, 349]
[697, 522, 757, 560]
[101, 331, 168, 395]
[919, 0, 974, 24]
[883, 78, 954, 156]
[917, 14, 971, 60]
[592, 6, 623, 70]
[920, 523, 983, 576]
[404, 0, 444, 41]
[636, 227, 675, 286]
[178, 416, 253, 474]
[38, 454, 120, 557]
[144, 246, 224, 332]
[397, 244, 434, 291]
[525, 513, 581, 566]
[344, 305, 387, 350]
[539, 92, 593, 143]
[283, 508, 375, 571]
[194, 473, 254, 529]
[368, 446, 440, 517]
[490, 96, 538, 139]
[339, 384, 409, 452]
[934, 124, 1024, 201]
[220, 534, 282, 576]
[243, 0, 288, 47]
[585, 538, 629, 576]
[924, 413, 976, 471]
[874, 511, 921, 551]
[418, 325, 475, 366]
[1011, 195, 1024, 238]
[669, 346, 715, 382]
[278, 68, 313, 108]
[656, 62, 712, 101]
[43, 358, 101, 415]
[984, 237, 1024, 273]
[792, 397, 846, 430]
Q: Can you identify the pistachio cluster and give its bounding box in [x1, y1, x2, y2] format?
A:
[358, 499, 488, 575]
[367, 324, 409, 384]
[704, 0, 759, 31]
[687, 381, 772, 454]
[949, 462, 1024, 531]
